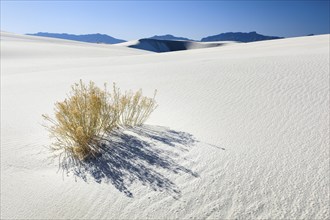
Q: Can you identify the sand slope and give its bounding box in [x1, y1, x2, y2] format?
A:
[1, 32, 329, 219]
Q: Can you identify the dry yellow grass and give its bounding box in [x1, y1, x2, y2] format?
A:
[43, 80, 157, 162]
[117, 88, 158, 127]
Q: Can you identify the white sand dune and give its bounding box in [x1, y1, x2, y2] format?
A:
[1, 32, 151, 71]
[1, 32, 329, 219]
[115, 38, 236, 52]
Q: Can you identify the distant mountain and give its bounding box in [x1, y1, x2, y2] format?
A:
[26, 32, 126, 44]
[148, 34, 193, 41]
[201, 31, 283, 42]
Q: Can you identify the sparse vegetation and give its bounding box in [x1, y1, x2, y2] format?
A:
[43, 80, 157, 162]
[117, 89, 158, 127]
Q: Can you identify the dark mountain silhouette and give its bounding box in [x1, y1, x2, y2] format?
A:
[148, 34, 194, 41]
[26, 32, 126, 44]
[201, 31, 283, 42]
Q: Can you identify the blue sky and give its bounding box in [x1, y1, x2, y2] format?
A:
[1, 1, 329, 40]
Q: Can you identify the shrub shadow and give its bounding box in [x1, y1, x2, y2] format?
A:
[64, 125, 198, 198]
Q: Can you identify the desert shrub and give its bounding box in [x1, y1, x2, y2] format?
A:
[43, 80, 118, 161]
[43, 80, 157, 162]
[117, 88, 158, 127]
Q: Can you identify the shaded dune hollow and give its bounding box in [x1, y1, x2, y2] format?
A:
[127, 38, 229, 53]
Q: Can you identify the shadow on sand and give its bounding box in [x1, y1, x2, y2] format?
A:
[63, 125, 199, 198]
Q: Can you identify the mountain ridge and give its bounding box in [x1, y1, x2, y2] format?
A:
[148, 34, 194, 41]
[27, 31, 284, 44]
[201, 31, 283, 42]
[26, 32, 126, 44]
